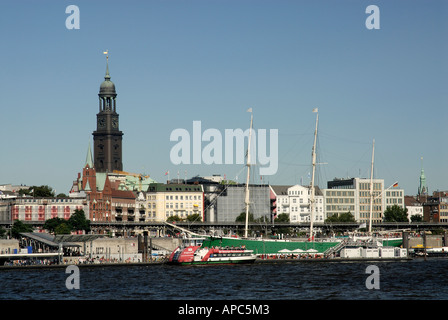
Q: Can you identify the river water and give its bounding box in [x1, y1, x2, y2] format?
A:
[1, 257, 447, 300]
[0, 258, 446, 318]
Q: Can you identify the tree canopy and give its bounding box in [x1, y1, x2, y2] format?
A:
[19, 185, 55, 197]
[68, 209, 91, 232]
[166, 215, 182, 222]
[42, 209, 91, 234]
[383, 205, 408, 222]
[325, 212, 356, 223]
[274, 213, 290, 223]
[235, 212, 254, 223]
[11, 220, 34, 238]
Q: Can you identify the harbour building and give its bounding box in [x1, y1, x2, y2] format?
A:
[216, 184, 271, 222]
[145, 183, 204, 222]
[323, 178, 404, 223]
[270, 185, 324, 223]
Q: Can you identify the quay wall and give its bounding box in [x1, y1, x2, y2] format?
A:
[0, 239, 19, 254]
[77, 237, 181, 257]
[408, 235, 444, 248]
[150, 238, 181, 252]
[0, 237, 180, 264]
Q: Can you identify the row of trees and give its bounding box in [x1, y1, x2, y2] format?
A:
[166, 213, 202, 223]
[325, 205, 419, 223]
[18, 185, 67, 198]
[2, 209, 91, 239]
[42, 209, 91, 234]
[235, 205, 420, 224]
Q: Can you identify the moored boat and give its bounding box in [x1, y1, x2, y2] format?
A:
[168, 237, 257, 265]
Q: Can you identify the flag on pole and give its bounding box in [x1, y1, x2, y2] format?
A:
[165, 171, 169, 176]
[247, 108, 252, 113]
[393, 182, 398, 187]
[312, 108, 318, 113]
[103, 50, 108, 55]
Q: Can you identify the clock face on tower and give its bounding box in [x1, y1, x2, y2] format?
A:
[112, 117, 118, 129]
[98, 117, 106, 128]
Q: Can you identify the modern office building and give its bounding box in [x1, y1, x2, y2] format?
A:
[216, 184, 271, 222]
[323, 178, 404, 224]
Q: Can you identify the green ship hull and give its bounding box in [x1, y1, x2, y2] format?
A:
[201, 237, 403, 256]
[202, 237, 340, 255]
[381, 238, 403, 247]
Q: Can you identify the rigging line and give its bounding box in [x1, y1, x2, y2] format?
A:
[188, 179, 237, 228]
[277, 122, 315, 158]
[315, 133, 326, 188]
[374, 147, 399, 185]
[277, 132, 313, 137]
[319, 130, 371, 145]
[346, 145, 373, 177]
[278, 161, 310, 167]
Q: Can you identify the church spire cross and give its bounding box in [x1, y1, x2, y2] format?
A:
[103, 50, 110, 80]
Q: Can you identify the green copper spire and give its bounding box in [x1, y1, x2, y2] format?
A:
[418, 157, 427, 196]
[85, 142, 94, 168]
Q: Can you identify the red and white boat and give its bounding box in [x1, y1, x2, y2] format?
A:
[168, 238, 257, 265]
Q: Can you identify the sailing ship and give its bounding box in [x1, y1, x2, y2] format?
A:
[167, 109, 404, 262]
[197, 108, 341, 257]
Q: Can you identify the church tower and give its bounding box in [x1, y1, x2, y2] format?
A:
[418, 157, 428, 197]
[92, 55, 123, 173]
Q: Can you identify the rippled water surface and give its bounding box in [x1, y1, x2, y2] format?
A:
[1, 258, 448, 300]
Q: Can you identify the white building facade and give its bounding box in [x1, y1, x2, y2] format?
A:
[271, 185, 324, 223]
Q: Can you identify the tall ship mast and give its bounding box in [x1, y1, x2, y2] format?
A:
[244, 108, 254, 238]
[368, 139, 375, 234]
[309, 108, 318, 241]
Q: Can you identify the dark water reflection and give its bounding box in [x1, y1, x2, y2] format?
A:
[1, 258, 447, 300]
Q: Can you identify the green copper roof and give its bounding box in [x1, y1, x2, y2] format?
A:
[85, 143, 94, 168]
[125, 175, 158, 192]
[96, 172, 108, 191]
[99, 58, 116, 95]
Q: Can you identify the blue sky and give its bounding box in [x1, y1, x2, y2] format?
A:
[0, 0, 447, 196]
